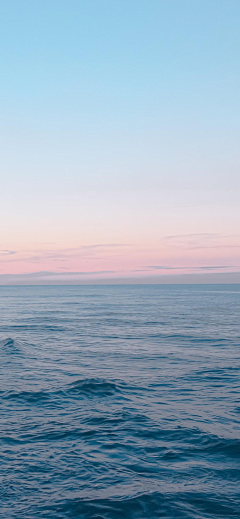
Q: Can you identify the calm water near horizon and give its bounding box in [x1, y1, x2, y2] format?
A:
[0, 284, 240, 518]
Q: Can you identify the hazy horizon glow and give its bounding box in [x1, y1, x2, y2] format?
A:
[1, 1, 240, 283]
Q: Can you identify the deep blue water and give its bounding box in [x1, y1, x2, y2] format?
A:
[0, 284, 240, 518]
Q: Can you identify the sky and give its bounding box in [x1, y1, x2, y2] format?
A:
[1, 0, 240, 284]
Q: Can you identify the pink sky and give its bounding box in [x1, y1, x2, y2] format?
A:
[1, 232, 240, 283]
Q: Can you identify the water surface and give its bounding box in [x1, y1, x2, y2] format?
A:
[0, 285, 240, 518]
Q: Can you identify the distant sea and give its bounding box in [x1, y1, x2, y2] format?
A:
[0, 285, 240, 518]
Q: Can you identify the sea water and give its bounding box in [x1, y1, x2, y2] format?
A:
[0, 285, 240, 518]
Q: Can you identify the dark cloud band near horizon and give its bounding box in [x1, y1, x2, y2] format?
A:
[0, 270, 239, 285]
[146, 265, 239, 271]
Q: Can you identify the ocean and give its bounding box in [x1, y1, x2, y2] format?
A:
[0, 284, 240, 518]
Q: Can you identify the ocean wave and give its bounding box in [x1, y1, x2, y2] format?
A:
[20, 490, 240, 519]
[0, 337, 21, 354]
[2, 389, 51, 404]
[65, 378, 123, 397]
[1, 378, 126, 405]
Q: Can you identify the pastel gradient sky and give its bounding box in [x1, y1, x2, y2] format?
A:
[1, 0, 240, 283]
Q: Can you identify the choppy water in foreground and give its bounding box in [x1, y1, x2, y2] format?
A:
[0, 284, 240, 518]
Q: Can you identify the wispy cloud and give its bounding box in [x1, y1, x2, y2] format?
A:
[0, 244, 129, 265]
[0, 250, 16, 256]
[162, 233, 240, 250]
[163, 233, 218, 240]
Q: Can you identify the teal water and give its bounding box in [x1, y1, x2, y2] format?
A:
[0, 285, 240, 518]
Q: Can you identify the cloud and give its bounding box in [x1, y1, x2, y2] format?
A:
[1, 270, 116, 278]
[0, 244, 130, 265]
[0, 270, 118, 285]
[0, 250, 16, 256]
[146, 265, 238, 271]
[0, 270, 240, 285]
[80, 244, 128, 249]
[162, 233, 240, 250]
[197, 266, 238, 270]
[163, 233, 217, 240]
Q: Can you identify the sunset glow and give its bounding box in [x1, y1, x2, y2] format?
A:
[1, 1, 239, 283]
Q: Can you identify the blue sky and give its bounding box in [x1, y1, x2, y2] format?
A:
[0, 0, 240, 282]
